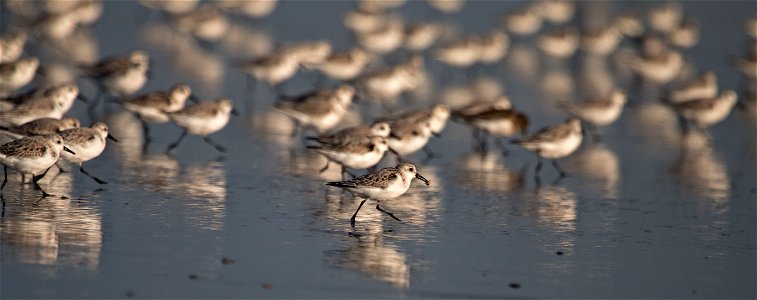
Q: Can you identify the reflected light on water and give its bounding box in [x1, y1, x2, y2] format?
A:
[455, 150, 526, 193]
[672, 130, 730, 213]
[565, 144, 620, 199]
[325, 236, 410, 288]
[1, 172, 102, 270]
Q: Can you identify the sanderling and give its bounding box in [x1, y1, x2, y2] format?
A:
[172, 4, 230, 42]
[672, 90, 738, 133]
[0, 31, 27, 64]
[311, 48, 372, 81]
[356, 55, 423, 106]
[454, 105, 529, 154]
[235, 52, 300, 94]
[356, 19, 405, 55]
[665, 71, 718, 104]
[537, 26, 579, 59]
[281, 40, 333, 66]
[580, 27, 622, 56]
[59, 122, 117, 184]
[669, 18, 699, 49]
[0, 83, 81, 127]
[122, 83, 194, 143]
[1, 134, 75, 197]
[325, 162, 430, 227]
[308, 136, 390, 179]
[0, 117, 80, 144]
[477, 32, 509, 65]
[427, 0, 464, 14]
[166, 98, 237, 154]
[620, 36, 684, 84]
[0, 57, 39, 97]
[434, 36, 482, 69]
[612, 11, 645, 38]
[452, 96, 513, 117]
[502, 5, 543, 36]
[306, 121, 391, 146]
[388, 104, 451, 137]
[534, 0, 575, 24]
[79, 50, 150, 97]
[215, 0, 278, 18]
[403, 22, 442, 52]
[512, 117, 583, 181]
[557, 90, 627, 140]
[274, 85, 354, 136]
[384, 120, 433, 159]
[647, 2, 684, 34]
[140, 0, 199, 15]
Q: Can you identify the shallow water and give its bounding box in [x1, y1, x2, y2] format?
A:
[1, 1, 756, 298]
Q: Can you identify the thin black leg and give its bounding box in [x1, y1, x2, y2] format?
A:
[203, 136, 227, 153]
[141, 120, 152, 144]
[32, 167, 52, 197]
[341, 165, 356, 179]
[79, 164, 107, 184]
[551, 159, 566, 178]
[494, 137, 509, 156]
[165, 129, 188, 154]
[350, 198, 367, 227]
[1, 165, 7, 191]
[319, 160, 330, 173]
[534, 156, 543, 182]
[376, 202, 401, 222]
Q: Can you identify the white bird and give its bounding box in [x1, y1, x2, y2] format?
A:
[59, 122, 118, 184]
[1, 134, 75, 197]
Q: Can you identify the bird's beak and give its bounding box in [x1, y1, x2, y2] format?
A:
[189, 94, 200, 103]
[76, 94, 90, 103]
[63, 146, 76, 155]
[415, 173, 430, 186]
[231, 108, 239, 116]
[107, 135, 119, 142]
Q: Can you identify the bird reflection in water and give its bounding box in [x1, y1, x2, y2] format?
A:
[455, 150, 526, 194]
[325, 235, 410, 288]
[0, 171, 102, 270]
[563, 144, 620, 199]
[528, 185, 577, 273]
[672, 130, 730, 214]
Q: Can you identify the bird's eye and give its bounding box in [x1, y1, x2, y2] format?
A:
[409, 168, 414, 172]
[57, 140, 61, 144]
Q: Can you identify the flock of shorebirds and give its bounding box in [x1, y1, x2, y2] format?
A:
[0, 0, 755, 226]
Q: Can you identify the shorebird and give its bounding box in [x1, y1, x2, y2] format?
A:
[166, 98, 237, 154]
[1, 134, 75, 197]
[59, 122, 118, 184]
[512, 117, 583, 182]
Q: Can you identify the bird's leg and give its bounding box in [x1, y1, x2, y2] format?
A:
[551, 159, 566, 178]
[534, 155, 543, 182]
[350, 198, 368, 227]
[32, 167, 52, 197]
[1, 165, 7, 191]
[203, 136, 228, 153]
[376, 201, 401, 222]
[319, 160, 330, 173]
[141, 120, 151, 144]
[165, 129, 188, 154]
[494, 137, 509, 156]
[79, 163, 107, 184]
[341, 165, 357, 179]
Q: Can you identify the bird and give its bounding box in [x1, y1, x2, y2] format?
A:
[0, 83, 82, 127]
[557, 90, 627, 141]
[454, 106, 529, 154]
[306, 121, 391, 146]
[308, 136, 391, 179]
[0, 117, 81, 145]
[121, 83, 195, 143]
[512, 117, 583, 182]
[664, 71, 718, 104]
[672, 90, 738, 137]
[1, 134, 75, 197]
[165, 98, 237, 154]
[79, 50, 150, 98]
[59, 122, 118, 184]
[325, 162, 430, 227]
[0, 57, 39, 97]
[274, 85, 354, 137]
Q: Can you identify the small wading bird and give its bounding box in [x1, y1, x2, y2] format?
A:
[325, 162, 430, 227]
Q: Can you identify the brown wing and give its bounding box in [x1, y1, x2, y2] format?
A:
[0, 137, 48, 158]
[172, 101, 218, 118]
[80, 56, 130, 78]
[518, 121, 572, 143]
[60, 128, 96, 144]
[347, 167, 398, 189]
[124, 91, 171, 108]
[675, 97, 716, 110]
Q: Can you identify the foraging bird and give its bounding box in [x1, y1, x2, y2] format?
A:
[59, 122, 118, 184]
[512, 118, 583, 182]
[1, 134, 75, 197]
[325, 162, 430, 227]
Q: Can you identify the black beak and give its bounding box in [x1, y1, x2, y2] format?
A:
[231, 108, 239, 116]
[76, 94, 90, 103]
[63, 146, 76, 155]
[107, 134, 119, 142]
[415, 173, 430, 186]
[189, 94, 200, 103]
